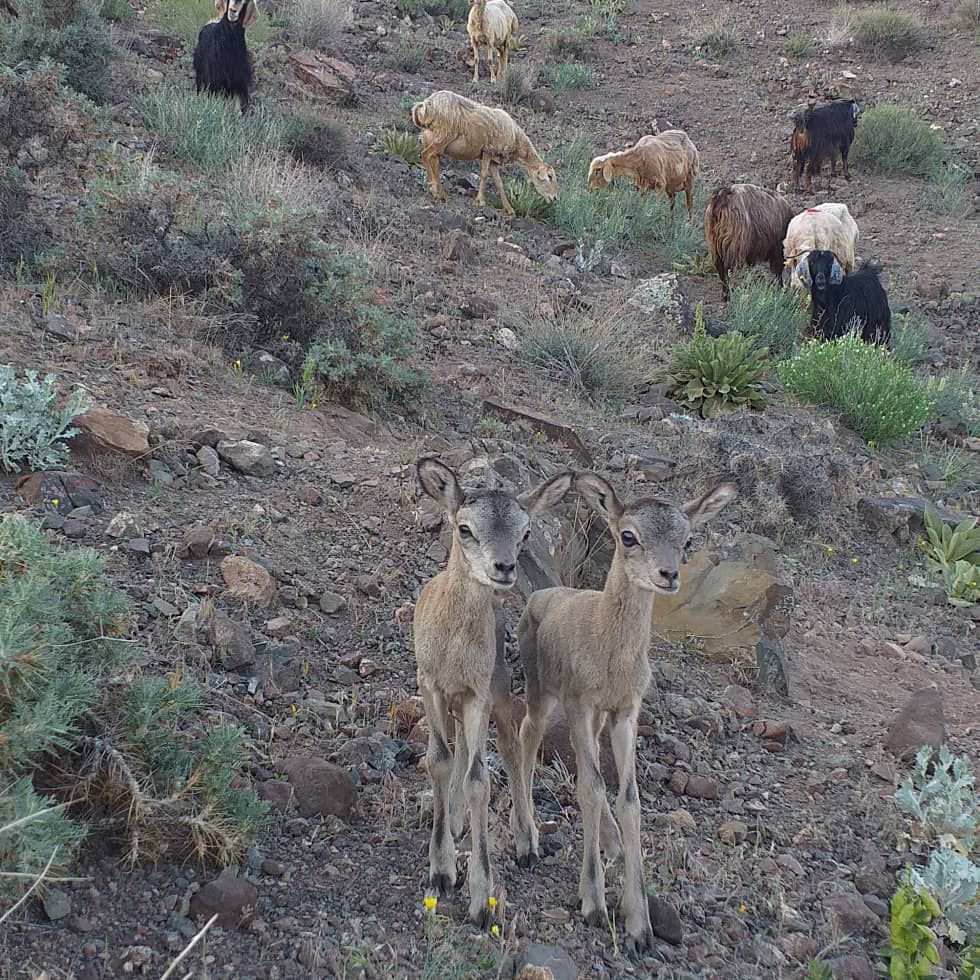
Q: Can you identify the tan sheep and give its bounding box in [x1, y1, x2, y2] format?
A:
[467, 0, 518, 84]
[783, 203, 859, 289]
[586, 130, 700, 220]
[411, 90, 558, 214]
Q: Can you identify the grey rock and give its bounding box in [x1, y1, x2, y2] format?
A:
[196, 445, 220, 477]
[828, 953, 875, 980]
[514, 942, 577, 980]
[190, 426, 229, 448]
[648, 895, 683, 945]
[823, 889, 881, 936]
[216, 440, 277, 478]
[42, 887, 72, 921]
[208, 610, 256, 669]
[319, 592, 348, 615]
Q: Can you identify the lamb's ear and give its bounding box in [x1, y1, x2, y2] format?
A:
[242, 0, 257, 28]
[416, 458, 465, 515]
[519, 471, 574, 516]
[574, 472, 624, 523]
[795, 256, 812, 287]
[682, 483, 737, 528]
[830, 259, 845, 285]
[602, 159, 615, 184]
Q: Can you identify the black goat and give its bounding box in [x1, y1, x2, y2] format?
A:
[790, 99, 861, 192]
[193, 0, 256, 112]
[795, 249, 891, 345]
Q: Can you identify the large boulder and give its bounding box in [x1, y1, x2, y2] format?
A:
[287, 51, 355, 103]
[652, 535, 794, 657]
[627, 273, 693, 331]
[71, 405, 149, 457]
[885, 688, 945, 760]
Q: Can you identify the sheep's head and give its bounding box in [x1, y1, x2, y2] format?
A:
[527, 163, 558, 201]
[797, 249, 844, 292]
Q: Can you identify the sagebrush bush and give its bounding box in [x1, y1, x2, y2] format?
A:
[1, 0, 114, 102]
[697, 16, 738, 56]
[781, 33, 812, 57]
[0, 166, 48, 272]
[953, 0, 980, 28]
[543, 25, 588, 59]
[504, 177, 553, 220]
[542, 61, 594, 91]
[850, 4, 919, 57]
[282, 112, 349, 171]
[520, 306, 654, 404]
[661, 310, 768, 417]
[500, 65, 533, 106]
[925, 368, 980, 437]
[778, 334, 933, 445]
[137, 89, 285, 173]
[224, 145, 335, 219]
[0, 367, 91, 473]
[148, 0, 270, 47]
[0, 515, 265, 891]
[726, 272, 806, 357]
[923, 161, 969, 218]
[890, 310, 928, 365]
[394, 0, 467, 17]
[280, 0, 351, 50]
[100, 0, 133, 21]
[383, 41, 427, 73]
[850, 104, 945, 177]
[550, 137, 703, 261]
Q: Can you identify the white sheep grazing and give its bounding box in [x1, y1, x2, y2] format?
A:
[467, 0, 518, 84]
[783, 202, 859, 289]
[586, 130, 700, 220]
[411, 90, 558, 214]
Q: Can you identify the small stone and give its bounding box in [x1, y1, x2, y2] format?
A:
[256, 780, 293, 813]
[668, 771, 689, 795]
[216, 439, 276, 478]
[42, 887, 72, 921]
[265, 615, 293, 638]
[828, 953, 875, 980]
[123, 537, 151, 556]
[261, 859, 286, 877]
[319, 591, 347, 615]
[221, 556, 276, 607]
[196, 445, 220, 477]
[281, 757, 357, 819]
[885, 688, 945, 759]
[514, 943, 576, 980]
[189, 874, 257, 930]
[151, 598, 179, 618]
[354, 575, 381, 598]
[62, 519, 86, 539]
[495, 327, 519, 351]
[823, 890, 881, 936]
[178, 525, 215, 560]
[105, 512, 138, 538]
[717, 820, 748, 844]
[648, 896, 683, 945]
[684, 775, 720, 799]
[208, 611, 255, 669]
[721, 684, 755, 718]
[667, 808, 696, 831]
[777, 854, 805, 876]
[72, 405, 150, 457]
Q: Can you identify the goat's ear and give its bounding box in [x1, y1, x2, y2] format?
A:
[417, 458, 465, 515]
[795, 256, 812, 287]
[830, 259, 844, 285]
[213, 0, 224, 14]
[682, 483, 737, 528]
[574, 472, 624, 523]
[519, 471, 574, 516]
[242, 0, 257, 28]
[602, 159, 614, 184]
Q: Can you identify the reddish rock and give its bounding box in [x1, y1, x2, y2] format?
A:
[16, 471, 103, 512]
[71, 405, 149, 457]
[256, 780, 293, 813]
[178, 524, 215, 560]
[189, 874, 257, 929]
[885, 688, 945, 759]
[684, 775, 721, 799]
[281, 758, 356, 819]
[220, 556, 276, 607]
[287, 51, 355, 103]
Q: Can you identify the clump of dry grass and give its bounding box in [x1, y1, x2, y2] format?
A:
[224, 145, 335, 219]
[831, 3, 920, 57]
[280, 0, 352, 51]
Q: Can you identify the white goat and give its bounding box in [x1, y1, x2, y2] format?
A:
[467, 0, 518, 84]
[586, 130, 700, 220]
[783, 202, 859, 289]
[411, 90, 558, 214]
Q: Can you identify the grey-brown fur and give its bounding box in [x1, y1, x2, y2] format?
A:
[510, 473, 737, 954]
[412, 458, 573, 925]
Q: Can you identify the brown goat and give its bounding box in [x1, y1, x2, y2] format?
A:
[703, 183, 794, 301]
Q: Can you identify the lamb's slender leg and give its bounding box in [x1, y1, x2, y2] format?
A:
[471, 40, 481, 82]
[609, 707, 654, 955]
[491, 166, 515, 215]
[716, 260, 731, 302]
[684, 182, 693, 222]
[512, 690, 556, 867]
[476, 154, 492, 207]
[570, 706, 608, 928]
[449, 717, 468, 839]
[668, 192, 676, 221]
[596, 716, 623, 863]
[421, 684, 456, 895]
[487, 44, 497, 83]
[498, 42, 509, 79]
[460, 694, 494, 926]
[421, 137, 448, 202]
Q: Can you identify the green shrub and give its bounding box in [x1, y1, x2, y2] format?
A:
[100, 0, 133, 21]
[542, 25, 588, 60]
[504, 177, 553, 220]
[697, 16, 738, 56]
[907, 846, 980, 947]
[953, 0, 980, 29]
[549, 137, 703, 261]
[542, 61, 594, 91]
[148, 0, 271, 48]
[1, 0, 114, 102]
[923, 161, 970, 217]
[882, 883, 941, 979]
[781, 33, 812, 58]
[924, 368, 980, 437]
[661, 310, 768, 417]
[851, 4, 919, 57]
[500, 64, 533, 106]
[778, 334, 933, 445]
[281, 112, 349, 171]
[372, 127, 421, 165]
[280, 0, 351, 50]
[890, 311, 928, 365]
[520, 306, 654, 404]
[726, 272, 806, 357]
[0, 367, 91, 473]
[919, 506, 980, 607]
[383, 41, 428, 73]
[0, 166, 49, 273]
[136, 89, 285, 173]
[0, 516, 265, 890]
[850, 104, 945, 176]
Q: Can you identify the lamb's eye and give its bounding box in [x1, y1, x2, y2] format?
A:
[684, 537, 693, 552]
[621, 530, 638, 548]
[458, 525, 472, 540]
[522, 528, 531, 543]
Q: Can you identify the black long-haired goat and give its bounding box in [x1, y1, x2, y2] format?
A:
[795, 249, 891, 345]
[193, 0, 256, 112]
[790, 99, 861, 192]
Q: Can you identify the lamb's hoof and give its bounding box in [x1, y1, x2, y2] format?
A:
[429, 872, 455, 898]
[515, 850, 538, 870]
[624, 926, 655, 958]
[469, 905, 492, 930]
[583, 906, 608, 930]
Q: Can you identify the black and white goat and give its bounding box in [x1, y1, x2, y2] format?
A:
[193, 0, 256, 112]
[795, 249, 891, 345]
[790, 99, 861, 192]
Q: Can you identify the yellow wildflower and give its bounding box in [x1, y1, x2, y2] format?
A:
[487, 896, 497, 910]
[423, 895, 437, 912]
[50, 497, 60, 507]
[490, 924, 500, 937]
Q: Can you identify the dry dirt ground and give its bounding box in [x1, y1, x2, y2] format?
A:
[1, 0, 979, 976]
